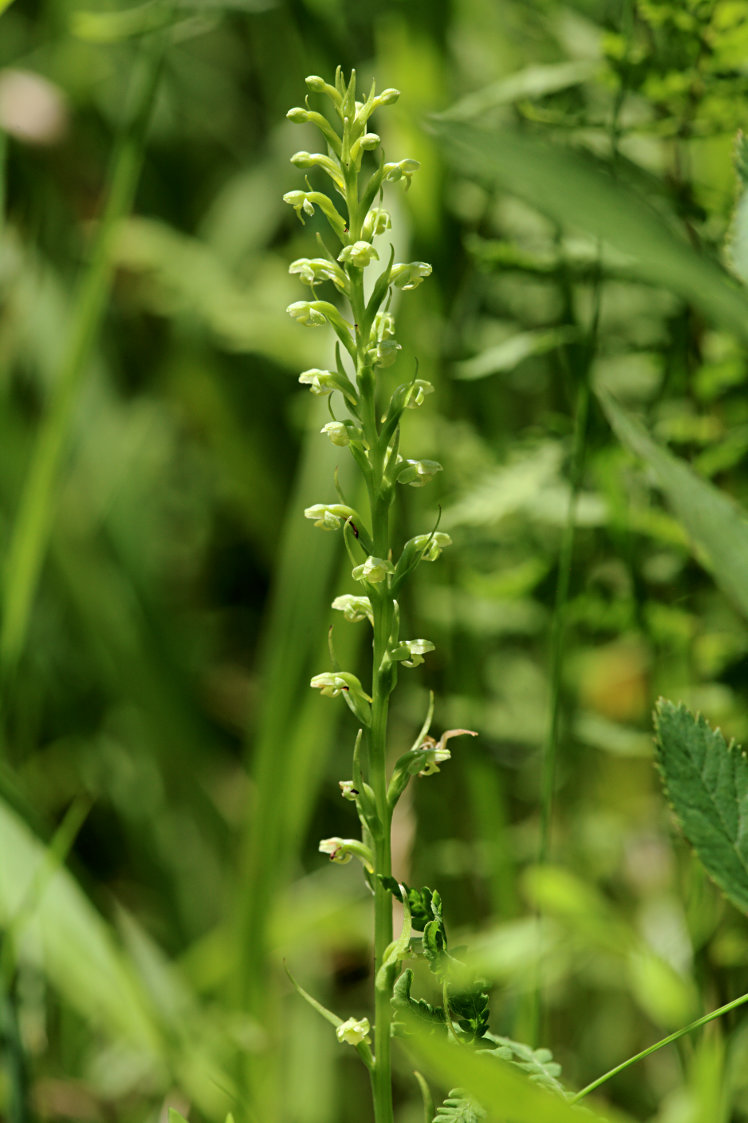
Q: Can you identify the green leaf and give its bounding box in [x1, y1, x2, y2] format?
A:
[598, 389, 748, 621]
[482, 1034, 565, 1096]
[392, 968, 445, 1030]
[654, 699, 748, 916]
[405, 1017, 638, 1123]
[430, 120, 748, 344]
[726, 131, 748, 283]
[433, 1088, 485, 1123]
[168, 1112, 190, 1123]
[379, 878, 436, 931]
[453, 328, 578, 382]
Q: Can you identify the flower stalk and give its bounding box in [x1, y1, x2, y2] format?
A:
[285, 67, 460, 1123]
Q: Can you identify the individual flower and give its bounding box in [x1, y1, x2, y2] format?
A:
[411, 531, 452, 561]
[304, 503, 357, 530]
[310, 671, 372, 725]
[352, 556, 394, 584]
[417, 728, 478, 776]
[338, 780, 358, 801]
[287, 300, 327, 327]
[338, 241, 379, 269]
[396, 458, 443, 487]
[319, 837, 374, 870]
[289, 257, 347, 292]
[383, 158, 420, 190]
[282, 189, 347, 238]
[403, 379, 434, 408]
[389, 638, 436, 668]
[298, 369, 338, 395]
[390, 261, 432, 291]
[320, 420, 362, 448]
[336, 1017, 372, 1047]
[370, 338, 401, 368]
[331, 594, 373, 623]
[362, 207, 391, 239]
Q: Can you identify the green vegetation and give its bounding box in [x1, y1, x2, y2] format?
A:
[4, 2, 748, 1122]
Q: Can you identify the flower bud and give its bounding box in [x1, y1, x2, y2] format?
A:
[286, 106, 310, 122]
[374, 88, 400, 106]
[390, 261, 432, 291]
[305, 75, 327, 92]
[396, 458, 442, 487]
[338, 240, 379, 268]
[291, 150, 344, 190]
[332, 594, 373, 623]
[336, 1016, 372, 1046]
[359, 132, 380, 150]
[352, 556, 394, 584]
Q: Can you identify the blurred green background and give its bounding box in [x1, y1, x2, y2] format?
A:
[3, 0, 748, 1120]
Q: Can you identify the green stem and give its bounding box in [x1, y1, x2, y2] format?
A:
[369, 495, 395, 1123]
[571, 990, 748, 1103]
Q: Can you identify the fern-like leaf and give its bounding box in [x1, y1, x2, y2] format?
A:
[432, 1088, 485, 1123]
[480, 1032, 566, 1096]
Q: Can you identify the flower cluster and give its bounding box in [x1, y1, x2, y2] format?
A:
[285, 71, 472, 1100]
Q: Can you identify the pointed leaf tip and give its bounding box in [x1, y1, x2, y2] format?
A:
[655, 699, 748, 916]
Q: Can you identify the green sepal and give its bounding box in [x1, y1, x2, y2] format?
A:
[168, 1112, 189, 1123]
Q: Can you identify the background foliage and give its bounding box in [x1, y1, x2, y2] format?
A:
[3, 1, 748, 1120]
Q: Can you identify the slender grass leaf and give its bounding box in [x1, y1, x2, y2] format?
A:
[654, 699, 748, 916]
[454, 328, 577, 381]
[429, 120, 748, 343]
[439, 60, 600, 122]
[598, 388, 748, 621]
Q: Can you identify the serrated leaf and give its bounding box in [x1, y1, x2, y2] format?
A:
[599, 389, 748, 621]
[392, 968, 445, 1030]
[654, 699, 748, 915]
[379, 877, 435, 931]
[481, 1033, 565, 1096]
